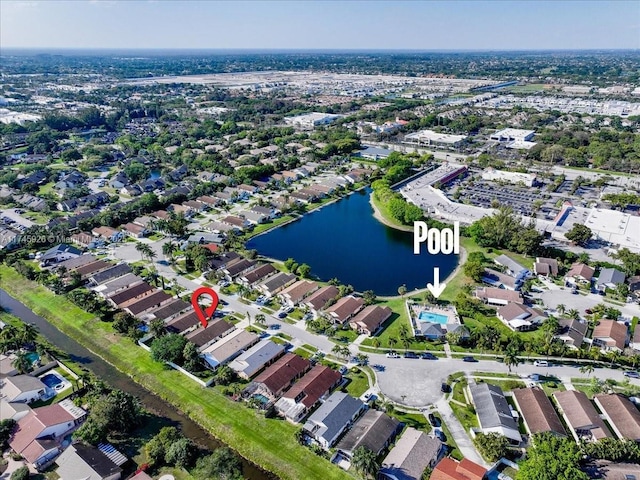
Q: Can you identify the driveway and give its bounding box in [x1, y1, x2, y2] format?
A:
[1, 208, 34, 228]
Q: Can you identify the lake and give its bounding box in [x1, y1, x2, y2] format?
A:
[247, 189, 459, 296]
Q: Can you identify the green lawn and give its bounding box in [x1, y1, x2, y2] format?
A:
[0, 266, 352, 480]
[342, 368, 370, 397]
[388, 409, 431, 432]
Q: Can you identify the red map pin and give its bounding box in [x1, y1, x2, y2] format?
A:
[191, 286, 220, 328]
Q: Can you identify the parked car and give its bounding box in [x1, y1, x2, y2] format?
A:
[277, 311, 288, 318]
[462, 356, 477, 363]
[284, 306, 294, 314]
[363, 392, 374, 402]
[434, 428, 446, 442]
[428, 413, 441, 427]
[441, 383, 451, 393]
[339, 366, 348, 375]
[386, 351, 400, 358]
[533, 360, 549, 367]
[421, 352, 437, 360]
[268, 324, 280, 330]
[624, 371, 640, 379]
[404, 352, 418, 359]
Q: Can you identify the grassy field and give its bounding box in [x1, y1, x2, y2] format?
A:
[342, 368, 370, 397]
[0, 266, 352, 480]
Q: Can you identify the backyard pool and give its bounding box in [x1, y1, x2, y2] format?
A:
[252, 394, 270, 405]
[418, 312, 449, 324]
[39, 371, 69, 392]
[25, 351, 40, 365]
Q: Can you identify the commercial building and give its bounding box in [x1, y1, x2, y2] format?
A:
[404, 130, 468, 148]
[481, 168, 537, 187]
[284, 112, 342, 130]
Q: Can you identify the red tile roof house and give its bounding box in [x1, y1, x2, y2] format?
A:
[565, 262, 595, 285]
[324, 296, 365, 324]
[274, 365, 342, 423]
[304, 285, 340, 317]
[9, 400, 86, 470]
[430, 457, 487, 480]
[349, 305, 393, 335]
[243, 353, 311, 405]
[592, 319, 629, 352]
[278, 280, 319, 307]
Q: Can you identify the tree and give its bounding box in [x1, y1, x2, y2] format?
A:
[352, 446, 379, 479]
[518, 433, 589, 480]
[74, 390, 143, 444]
[214, 365, 235, 386]
[194, 447, 243, 480]
[579, 364, 595, 378]
[146, 426, 182, 466]
[388, 337, 398, 350]
[19, 323, 39, 346]
[11, 351, 32, 374]
[397, 284, 407, 298]
[565, 224, 593, 246]
[463, 259, 485, 282]
[165, 437, 197, 469]
[294, 428, 306, 445]
[150, 333, 187, 364]
[183, 341, 203, 372]
[362, 290, 377, 305]
[10, 466, 29, 480]
[0, 419, 16, 450]
[473, 432, 510, 462]
[567, 309, 580, 321]
[284, 257, 298, 273]
[162, 241, 178, 264]
[556, 304, 566, 315]
[112, 312, 137, 335]
[503, 346, 521, 373]
[255, 313, 267, 327]
[298, 263, 311, 278]
[149, 318, 166, 338]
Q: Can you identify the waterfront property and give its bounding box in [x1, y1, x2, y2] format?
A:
[410, 303, 465, 340]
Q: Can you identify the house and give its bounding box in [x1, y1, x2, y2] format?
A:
[40, 244, 82, 266]
[222, 258, 257, 280]
[201, 330, 260, 369]
[210, 251, 241, 271]
[121, 184, 143, 197]
[565, 263, 595, 285]
[0, 227, 20, 250]
[107, 281, 153, 306]
[512, 387, 566, 437]
[534, 257, 559, 277]
[184, 200, 207, 213]
[95, 273, 143, 297]
[184, 319, 235, 350]
[417, 322, 445, 340]
[122, 222, 147, 238]
[304, 285, 340, 315]
[196, 195, 223, 207]
[243, 353, 310, 402]
[132, 216, 155, 229]
[588, 461, 640, 480]
[494, 254, 529, 282]
[55, 443, 122, 480]
[0, 375, 47, 403]
[9, 401, 86, 470]
[57, 254, 98, 271]
[222, 215, 251, 230]
[92, 226, 124, 243]
[468, 382, 521, 445]
[379, 427, 444, 480]
[278, 280, 319, 307]
[109, 172, 129, 189]
[349, 305, 393, 335]
[555, 318, 588, 349]
[166, 311, 201, 335]
[481, 268, 518, 291]
[430, 458, 487, 480]
[303, 392, 366, 449]
[89, 263, 132, 286]
[250, 205, 279, 219]
[474, 287, 523, 306]
[275, 365, 342, 423]
[596, 268, 626, 292]
[324, 295, 364, 324]
[497, 303, 546, 332]
[0, 399, 31, 421]
[237, 184, 258, 195]
[256, 272, 297, 297]
[240, 210, 268, 225]
[123, 290, 173, 317]
[73, 260, 113, 280]
[592, 319, 628, 352]
[143, 298, 190, 322]
[237, 263, 276, 286]
[336, 409, 401, 459]
[554, 390, 613, 443]
[594, 394, 640, 442]
[228, 339, 285, 379]
[186, 232, 224, 245]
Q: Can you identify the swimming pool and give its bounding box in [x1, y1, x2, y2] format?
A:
[40, 372, 67, 391]
[253, 394, 270, 405]
[25, 352, 40, 365]
[418, 312, 449, 324]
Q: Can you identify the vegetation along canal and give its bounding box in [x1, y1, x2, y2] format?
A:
[0, 288, 275, 480]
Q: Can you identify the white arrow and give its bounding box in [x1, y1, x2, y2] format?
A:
[426, 267, 447, 299]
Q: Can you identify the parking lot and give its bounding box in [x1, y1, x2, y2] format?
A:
[450, 181, 548, 216]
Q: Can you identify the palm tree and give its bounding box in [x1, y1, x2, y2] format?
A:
[372, 338, 381, 349]
[162, 241, 178, 264]
[608, 349, 622, 367]
[294, 428, 306, 445]
[567, 309, 580, 321]
[351, 446, 379, 479]
[503, 347, 521, 373]
[135, 242, 149, 262]
[579, 364, 595, 378]
[255, 314, 267, 327]
[388, 337, 398, 351]
[397, 285, 407, 298]
[12, 351, 32, 374]
[19, 323, 38, 346]
[331, 344, 344, 358]
[556, 304, 566, 315]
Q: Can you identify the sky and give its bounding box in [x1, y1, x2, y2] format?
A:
[1, 0, 639, 51]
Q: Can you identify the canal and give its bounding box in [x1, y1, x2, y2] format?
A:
[0, 289, 273, 480]
[247, 189, 459, 296]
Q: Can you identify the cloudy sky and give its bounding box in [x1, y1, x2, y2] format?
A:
[1, 0, 638, 51]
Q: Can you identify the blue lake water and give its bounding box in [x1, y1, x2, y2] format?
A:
[247, 189, 459, 296]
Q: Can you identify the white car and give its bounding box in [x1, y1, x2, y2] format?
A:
[533, 360, 549, 367]
[386, 352, 400, 358]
